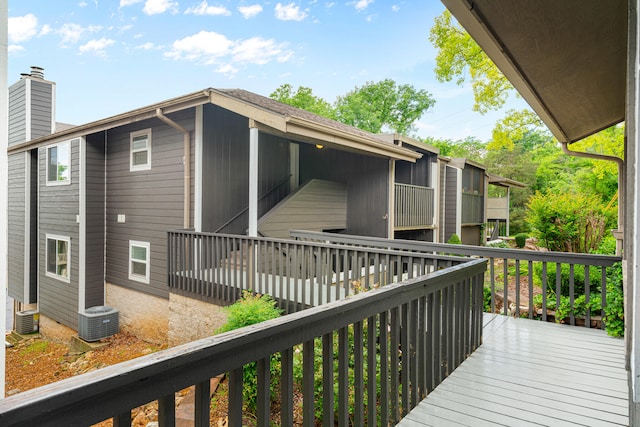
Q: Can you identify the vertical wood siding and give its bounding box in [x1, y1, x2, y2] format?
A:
[105, 109, 195, 299]
[85, 134, 106, 308]
[38, 140, 80, 329]
[8, 153, 26, 301]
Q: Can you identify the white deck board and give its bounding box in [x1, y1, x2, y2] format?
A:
[397, 314, 628, 426]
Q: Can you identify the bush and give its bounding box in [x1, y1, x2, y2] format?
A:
[447, 233, 461, 244]
[604, 262, 624, 337]
[218, 292, 283, 413]
[514, 233, 528, 248]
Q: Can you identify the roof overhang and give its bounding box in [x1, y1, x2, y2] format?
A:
[9, 88, 421, 163]
[487, 172, 527, 188]
[442, 0, 628, 143]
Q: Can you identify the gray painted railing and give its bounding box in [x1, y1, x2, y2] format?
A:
[0, 252, 486, 426]
[394, 183, 435, 230]
[291, 230, 622, 328]
[168, 230, 467, 312]
[461, 192, 484, 224]
[487, 218, 507, 239]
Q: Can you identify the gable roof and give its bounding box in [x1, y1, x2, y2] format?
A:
[9, 88, 421, 162]
[442, 0, 627, 143]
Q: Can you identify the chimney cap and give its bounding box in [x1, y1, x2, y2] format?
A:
[29, 66, 44, 79]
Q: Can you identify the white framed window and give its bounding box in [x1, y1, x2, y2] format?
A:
[46, 234, 70, 282]
[130, 129, 152, 171]
[129, 240, 150, 284]
[46, 141, 71, 185]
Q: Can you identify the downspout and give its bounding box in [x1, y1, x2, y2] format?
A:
[156, 108, 191, 229]
[560, 141, 624, 254]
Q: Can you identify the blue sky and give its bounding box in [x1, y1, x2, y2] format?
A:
[7, 0, 526, 141]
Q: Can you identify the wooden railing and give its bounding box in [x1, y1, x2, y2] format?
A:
[0, 245, 486, 426]
[486, 218, 507, 239]
[461, 192, 484, 224]
[291, 230, 622, 328]
[394, 183, 435, 230]
[168, 230, 467, 312]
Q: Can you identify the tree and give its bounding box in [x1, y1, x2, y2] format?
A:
[269, 84, 336, 119]
[426, 136, 485, 162]
[333, 79, 435, 135]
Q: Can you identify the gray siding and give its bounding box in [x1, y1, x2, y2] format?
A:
[8, 153, 26, 302]
[106, 110, 195, 298]
[85, 134, 106, 308]
[299, 144, 390, 237]
[8, 80, 26, 147]
[29, 80, 53, 140]
[396, 151, 434, 187]
[39, 139, 81, 329]
[444, 166, 459, 242]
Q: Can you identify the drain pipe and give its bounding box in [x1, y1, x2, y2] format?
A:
[560, 141, 624, 254]
[156, 108, 191, 229]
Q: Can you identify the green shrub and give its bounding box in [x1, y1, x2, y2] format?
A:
[604, 262, 624, 337]
[483, 286, 493, 312]
[514, 233, 528, 248]
[487, 240, 510, 248]
[218, 292, 283, 413]
[447, 233, 461, 244]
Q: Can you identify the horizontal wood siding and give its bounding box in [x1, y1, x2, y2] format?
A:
[85, 134, 106, 308]
[29, 80, 53, 140]
[106, 110, 195, 299]
[8, 81, 26, 147]
[201, 104, 250, 234]
[444, 166, 458, 242]
[258, 179, 346, 239]
[8, 153, 26, 302]
[39, 140, 80, 329]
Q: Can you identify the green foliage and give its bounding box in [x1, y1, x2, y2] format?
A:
[269, 84, 336, 119]
[532, 262, 601, 297]
[334, 79, 435, 135]
[483, 286, 493, 312]
[426, 136, 485, 162]
[447, 233, 461, 245]
[218, 292, 283, 413]
[514, 233, 528, 248]
[604, 262, 624, 337]
[486, 240, 510, 248]
[526, 191, 615, 253]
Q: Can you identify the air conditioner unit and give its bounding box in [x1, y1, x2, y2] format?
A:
[15, 310, 39, 334]
[78, 306, 119, 342]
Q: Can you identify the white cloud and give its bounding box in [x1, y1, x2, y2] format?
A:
[274, 3, 307, 21]
[58, 23, 102, 45]
[233, 37, 292, 64]
[79, 37, 115, 56]
[79, 1, 88, 7]
[166, 31, 294, 74]
[137, 42, 157, 50]
[325, 2, 335, 7]
[8, 45, 25, 53]
[165, 31, 234, 63]
[8, 14, 39, 43]
[185, 1, 231, 16]
[238, 4, 263, 19]
[120, 0, 143, 6]
[39, 24, 52, 36]
[391, 4, 399, 12]
[143, 0, 178, 15]
[353, 0, 373, 11]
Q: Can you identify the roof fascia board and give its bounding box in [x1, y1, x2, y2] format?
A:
[8, 90, 212, 154]
[285, 117, 421, 162]
[208, 90, 288, 133]
[442, 0, 570, 142]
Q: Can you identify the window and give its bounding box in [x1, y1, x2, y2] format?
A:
[46, 235, 70, 282]
[129, 241, 150, 284]
[46, 141, 71, 184]
[130, 129, 151, 171]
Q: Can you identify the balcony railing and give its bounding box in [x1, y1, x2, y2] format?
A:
[394, 183, 435, 230]
[291, 230, 622, 328]
[0, 235, 486, 427]
[461, 192, 484, 224]
[168, 230, 466, 312]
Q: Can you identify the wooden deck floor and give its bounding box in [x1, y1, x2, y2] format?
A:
[398, 314, 628, 427]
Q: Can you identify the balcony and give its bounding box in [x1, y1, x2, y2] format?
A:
[461, 192, 484, 225]
[394, 183, 435, 230]
[0, 231, 625, 426]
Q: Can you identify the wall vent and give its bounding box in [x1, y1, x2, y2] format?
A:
[15, 310, 39, 334]
[78, 306, 119, 342]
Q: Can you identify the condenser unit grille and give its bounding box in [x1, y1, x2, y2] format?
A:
[15, 310, 39, 334]
[78, 306, 119, 342]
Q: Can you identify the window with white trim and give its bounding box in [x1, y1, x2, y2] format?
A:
[46, 141, 71, 184]
[46, 234, 70, 282]
[130, 129, 152, 171]
[129, 240, 150, 284]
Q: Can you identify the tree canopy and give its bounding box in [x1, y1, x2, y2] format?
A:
[270, 79, 434, 135]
